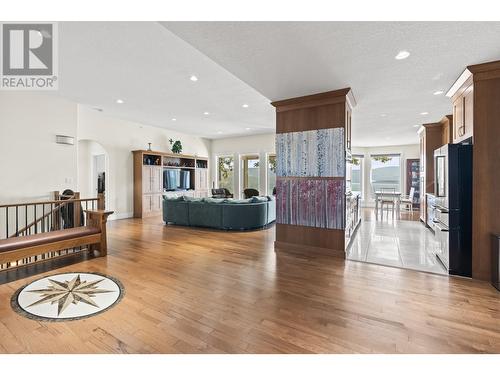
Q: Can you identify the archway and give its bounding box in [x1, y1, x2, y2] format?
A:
[77, 139, 110, 210]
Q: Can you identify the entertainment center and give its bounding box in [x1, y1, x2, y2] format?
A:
[132, 150, 209, 218]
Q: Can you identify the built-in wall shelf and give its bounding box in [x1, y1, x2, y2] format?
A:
[132, 150, 210, 218]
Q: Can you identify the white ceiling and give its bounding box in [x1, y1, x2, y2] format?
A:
[163, 22, 500, 146]
[55, 22, 275, 139]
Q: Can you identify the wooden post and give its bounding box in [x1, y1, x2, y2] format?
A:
[73, 192, 81, 228]
[98, 193, 105, 210]
[85, 210, 114, 256]
[52, 191, 60, 230]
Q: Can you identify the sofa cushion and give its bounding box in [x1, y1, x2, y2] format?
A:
[224, 198, 253, 204]
[182, 196, 204, 203]
[203, 197, 226, 204]
[250, 196, 269, 203]
[163, 199, 189, 225]
[188, 202, 223, 227]
[163, 196, 183, 202]
[222, 203, 268, 229]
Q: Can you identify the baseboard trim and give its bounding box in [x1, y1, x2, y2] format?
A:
[274, 240, 345, 258]
[109, 212, 133, 221]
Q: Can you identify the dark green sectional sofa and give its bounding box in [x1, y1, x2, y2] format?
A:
[163, 196, 276, 230]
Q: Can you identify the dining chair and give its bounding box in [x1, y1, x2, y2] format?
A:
[379, 187, 397, 220]
[400, 187, 415, 213]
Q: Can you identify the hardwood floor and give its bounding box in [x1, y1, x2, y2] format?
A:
[0, 217, 499, 353]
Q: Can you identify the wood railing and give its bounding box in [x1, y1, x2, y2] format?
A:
[0, 192, 106, 271]
[0, 191, 105, 240]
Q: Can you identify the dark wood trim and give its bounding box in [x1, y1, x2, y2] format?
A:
[271, 88, 355, 113]
[467, 60, 500, 74]
[276, 101, 347, 133]
[275, 224, 345, 254]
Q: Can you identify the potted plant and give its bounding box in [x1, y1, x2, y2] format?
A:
[169, 139, 183, 154]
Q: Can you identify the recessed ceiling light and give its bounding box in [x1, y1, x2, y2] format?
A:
[420, 112, 429, 115]
[203, 112, 210, 115]
[433, 90, 444, 95]
[171, 118, 177, 121]
[217, 131, 223, 134]
[395, 50, 410, 60]
[380, 113, 387, 117]
[116, 99, 124, 104]
[190, 75, 198, 82]
[242, 104, 249, 108]
[245, 127, 251, 131]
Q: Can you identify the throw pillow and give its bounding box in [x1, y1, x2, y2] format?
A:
[224, 198, 253, 204]
[251, 196, 269, 203]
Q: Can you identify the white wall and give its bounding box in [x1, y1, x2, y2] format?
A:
[0, 92, 78, 203]
[210, 133, 275, 198]
[0, 93, 211, 222]
[77, 105, 211, 219]
[352, 144, 419, 205]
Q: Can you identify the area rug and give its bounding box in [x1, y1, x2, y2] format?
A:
[11, 272, 124, 322]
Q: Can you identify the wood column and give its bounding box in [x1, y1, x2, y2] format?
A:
[467, 61, 500, 281]
[271, 88, 355, 257]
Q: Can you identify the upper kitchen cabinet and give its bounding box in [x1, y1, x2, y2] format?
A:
[448, 73, 473, 144]
[440, 115, 453, 145]
[345, 95, 353, 156]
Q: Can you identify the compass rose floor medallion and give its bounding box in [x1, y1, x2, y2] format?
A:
[11, 272, 124, 321]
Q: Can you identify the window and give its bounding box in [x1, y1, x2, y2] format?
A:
[351, 155, 363, 197]
[267, 154, 276, 195]
[217, 156, 234, 193]
[242, 155, 260, 192]
[370, 154, 401, 195]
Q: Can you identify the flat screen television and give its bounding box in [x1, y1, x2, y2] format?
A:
[163, 169, 191, 191]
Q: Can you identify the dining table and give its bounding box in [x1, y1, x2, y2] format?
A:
[374, 191, 402, 218]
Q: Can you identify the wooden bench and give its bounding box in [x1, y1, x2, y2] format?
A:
[0, 210, 113, 266]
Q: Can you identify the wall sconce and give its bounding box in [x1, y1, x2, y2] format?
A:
[56, 135, 75, 145]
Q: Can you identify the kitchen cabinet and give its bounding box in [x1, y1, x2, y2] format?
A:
[426, 193, 436, 230]
[345, 105, 352, 154]
[345, 193, 360, 251]
[452, 76, 474, 144]
[463, 84, 474, 140]
[447, 60, 500, 281]
[418, 121, 445, 225]
[452, 96, 463, 142]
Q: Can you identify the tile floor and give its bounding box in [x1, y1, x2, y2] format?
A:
[347, 209, 447, 275]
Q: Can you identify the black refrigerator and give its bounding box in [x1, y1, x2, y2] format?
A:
[433, 143, 473, 277]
